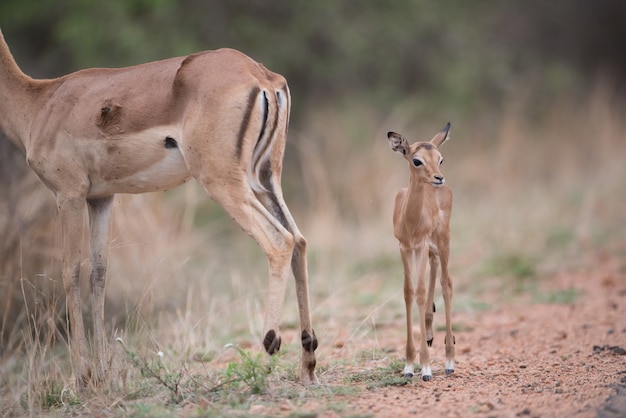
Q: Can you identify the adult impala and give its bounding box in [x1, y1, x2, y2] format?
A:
[387, 123, 455, 381]
[0, 29, 318, 389]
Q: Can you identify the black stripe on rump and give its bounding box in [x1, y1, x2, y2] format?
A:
[256, 90, 269, 148]
[259, 159, 291, 232]
[236, 86, 261, 159]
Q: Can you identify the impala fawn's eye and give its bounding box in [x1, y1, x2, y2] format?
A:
[413, 158, 423, 167]
[439, 158, 444, 165]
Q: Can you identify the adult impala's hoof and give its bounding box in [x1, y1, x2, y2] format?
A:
[263, 329, 281, 355]
[422, 374, 432, 381]
[403, 372, 414, 378]
[427, 337, 433, 347]
[445, 368, 455, 375]
[301, 369, 320, 386]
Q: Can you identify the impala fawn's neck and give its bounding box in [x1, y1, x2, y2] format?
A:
[403, 172, 436, 227]
[0, 30, 53, 154]
[404, 179, 423, 214]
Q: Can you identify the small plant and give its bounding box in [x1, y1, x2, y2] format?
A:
[117, 338, 184, 403]
[219, 343, 276, 395]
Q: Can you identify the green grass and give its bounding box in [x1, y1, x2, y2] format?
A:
[533, 287, 582, 305]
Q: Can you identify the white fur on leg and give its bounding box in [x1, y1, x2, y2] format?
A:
[403, 363, 414, 377]
[445, 359, 455, 374]
[421, 365, 432, 381]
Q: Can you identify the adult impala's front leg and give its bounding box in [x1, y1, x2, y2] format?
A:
[87, 196, 114, 382]
[57, 195, 90, 388]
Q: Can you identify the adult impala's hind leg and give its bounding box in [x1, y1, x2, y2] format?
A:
[201, 179, 293, 349]
[291, 235, 318, 384]
[87, 196, 114, 382]
[256, 187, 318, 384]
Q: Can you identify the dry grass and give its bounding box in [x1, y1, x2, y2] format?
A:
[0, 84, 625, 415]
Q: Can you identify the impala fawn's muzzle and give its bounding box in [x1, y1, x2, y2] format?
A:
[431, 174, 445, 186]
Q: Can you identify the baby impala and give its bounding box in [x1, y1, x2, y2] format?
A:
[387, 123, 455, 380]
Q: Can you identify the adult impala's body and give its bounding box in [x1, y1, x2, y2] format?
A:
[0, 28, 318, 388]
[387, 124, 455, 381]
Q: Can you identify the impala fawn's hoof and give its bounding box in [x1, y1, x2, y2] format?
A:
[421, 365, 432, 381]
[403, 364, 415, 378]
[427, 337, 433, 347]
[404, 372, 414, 378]
[422, 374, 432, 381]
[445, 359, 455, 375]
[263, 329, 281, 355]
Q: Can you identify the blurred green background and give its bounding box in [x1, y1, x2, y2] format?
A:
[2, 0, 625, 120]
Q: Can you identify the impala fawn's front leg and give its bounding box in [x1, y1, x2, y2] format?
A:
[414, 243, 433, 381]
[57, 195, 89, 387]
[87, 196, 114, 382]
[401, 242, 434, 380]
[400, 246, 416, 377]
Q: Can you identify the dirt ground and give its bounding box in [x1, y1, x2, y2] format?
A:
[254, 253, 626, 417]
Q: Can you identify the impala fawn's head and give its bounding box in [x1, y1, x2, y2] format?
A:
[387, 122, 451, 187]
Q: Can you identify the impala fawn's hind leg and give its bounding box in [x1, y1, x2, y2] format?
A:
[87, 196, 114, 382]
[425, 247, 438, 347]
[437, 235, 455, 374]
[57, 195, 90, 388]
[400, 247, 416, 377]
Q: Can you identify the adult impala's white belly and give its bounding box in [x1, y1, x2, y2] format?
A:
[86, 126, 192, 198]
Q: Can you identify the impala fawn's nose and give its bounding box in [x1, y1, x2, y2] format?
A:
[434, 174, 444, 182]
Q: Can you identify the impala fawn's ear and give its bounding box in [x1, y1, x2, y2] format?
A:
[430, 122, 451, 148]
[387, 131, 410, 157]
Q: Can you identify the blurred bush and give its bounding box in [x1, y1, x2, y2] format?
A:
[1, 0, 625, 118]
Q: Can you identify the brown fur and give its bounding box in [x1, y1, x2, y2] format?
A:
[0, 28, 318, 389]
